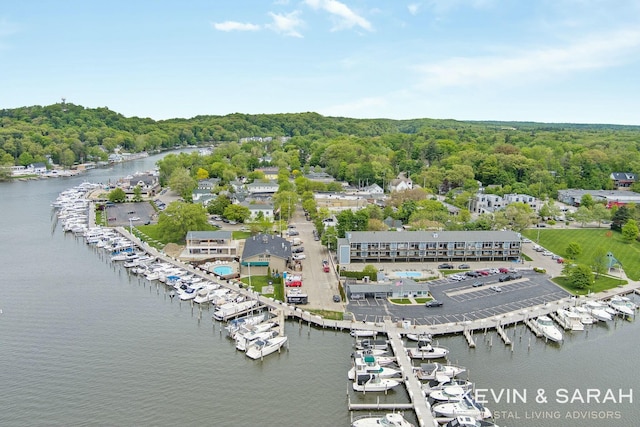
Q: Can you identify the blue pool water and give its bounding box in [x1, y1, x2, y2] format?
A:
[395, 271, 421, 278]
[213, 265, 233, 276]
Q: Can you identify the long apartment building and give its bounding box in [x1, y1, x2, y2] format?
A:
[336, 230, 521, 265]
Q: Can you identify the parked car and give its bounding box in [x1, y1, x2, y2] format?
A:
[292, 246, 304, 253]
[425, 300, 443, 307]
[498, 275, 512, 282]
[333, 294, 341, 303]
[292, 253, 306, 261]
[490, 286, 502, 292]
[458, 264, 470, 269]
[438, 263, 454, 269]
[499, 267, 509, 273]
[466, 271, 480, 278]
[287, 230, 299, 236]
[472, 281, 483, 287]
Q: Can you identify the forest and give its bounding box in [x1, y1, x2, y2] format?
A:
[2, 102, 640, 205]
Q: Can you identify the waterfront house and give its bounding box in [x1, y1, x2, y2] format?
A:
[240, 233, 290, 276]
[185, 231, 238, 260]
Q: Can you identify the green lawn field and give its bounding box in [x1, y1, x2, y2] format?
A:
[522, 228, 640, 281]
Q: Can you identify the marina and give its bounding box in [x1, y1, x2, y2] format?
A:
[3, 153, 639, 427]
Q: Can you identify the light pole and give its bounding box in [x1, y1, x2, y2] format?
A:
[129, 217, 133, 235]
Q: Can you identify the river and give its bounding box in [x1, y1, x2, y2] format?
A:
[0, 151, 637, 427]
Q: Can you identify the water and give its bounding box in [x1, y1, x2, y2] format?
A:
[0, 152, 638, 426]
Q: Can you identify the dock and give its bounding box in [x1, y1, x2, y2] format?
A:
[495, 322, 512, 345]
[463, 328, 476, 348]
[525, 318, 543, 337]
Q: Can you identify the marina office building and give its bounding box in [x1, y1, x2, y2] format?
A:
[336, 230, 522, 265]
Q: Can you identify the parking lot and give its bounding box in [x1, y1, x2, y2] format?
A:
[347, 269, 570, 325]
[104, 202, 156, 227]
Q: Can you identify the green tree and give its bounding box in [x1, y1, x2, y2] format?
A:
[168, 167, 196, 200]
[568, 264, 594, 289]
[574, 206, 592, 227]
[132, 185, 143, 202]
[157, 201, 208, 242]
[223, 204, 251, 223]
[494, 202, 536, 233]
[621, 219, 639, 243]
[207, 194, 231, 216]
[580, 193, 595, 209]
[196, 167, 209, 180]
[362, 264, 378, 278]
[108, 187, 127, 203]
[591, 247, 608, 279]
[591, 204, 610, 227]
[565, 242, 582, 259]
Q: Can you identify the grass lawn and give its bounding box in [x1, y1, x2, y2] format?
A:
[522, 228, 640, 280]
[232, 231, 252, 240]
[306, 309, 345, 320]
[553, 275, 627, 295]
[239, 275, 284, 301]
[389, 298, 413, 304]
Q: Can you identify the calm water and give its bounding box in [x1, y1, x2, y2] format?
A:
[1, 152, 638, 427]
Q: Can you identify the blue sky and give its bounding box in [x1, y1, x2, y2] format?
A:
[1, 0, 639, 124]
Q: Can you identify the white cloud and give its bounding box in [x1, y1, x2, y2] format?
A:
[407, 3, 421, 16]
[266, 11, 305, 38]
[304, 0, 373, 31]
[212, 21, 261, 32]
[416, 28, 640, 88]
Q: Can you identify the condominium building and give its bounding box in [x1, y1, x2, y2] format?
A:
[336, 230, 521, 265]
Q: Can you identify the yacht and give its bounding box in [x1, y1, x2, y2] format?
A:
[430, 385, 469, 402]
[352, 373, 401, 392]
[535, 316, 563, 342]
[443, 415, 499, 427]
[245, 335, 288, 360]
[350, 329, 377, 337]
[355, 339, 389, 351]
[423, 379, 474, 397]
[583, 300, 613, 321]
[413, 363, 466, 382]
[407, 342, 449, 359]
[405, 332, 432, 342]
[555, 308, 584, 331]
[236, 329, 278, 352]
[351, 413, 415, 427]
[348, 354, 401, 380]
[352, 349, 395, 366]
[213, 300, 259, 321]
[568, 306, 596, 324]
[432, 393, 492, 421]
[608, 296, 636, 318]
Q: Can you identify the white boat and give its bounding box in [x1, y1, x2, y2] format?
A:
[535, 316, 563, 342]
[225, 312, 268, 335]
[348, 354, 401, 380]
[608, 296, 636, 317]
[355, 339, 389, 351]
[351, 413, 415, 427]
[423, 379, 474, 397]
[430, 385, 469, 402]
[352, 349, 396, 366]
[432, 393, 492, 420]
[236, 329, 278, 352]
[245, 335, 288, 359]
[350, 329, 377, 337]
[352, 373, 401, 392]
[407, 342, 449, 359]
[193, 283, 221, 304]
[568, 306, 596, 324]
[583, 300, 613, 321]
[556, 308, 585, 331]
[443, 416, 499, 427]
[232, 320, 278, 341]
[213, 300, 259, 321]
[413, 363, 466, 382]
[405, 332, 432, 342]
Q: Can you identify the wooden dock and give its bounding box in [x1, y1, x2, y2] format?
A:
[496, 322, 512, 345]
[463, 328, 476, 348]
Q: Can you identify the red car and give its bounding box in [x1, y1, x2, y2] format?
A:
[286, 280, 302, 287]
[499, 267, 509, 273]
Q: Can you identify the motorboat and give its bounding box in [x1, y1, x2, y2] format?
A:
[245, 335, 288, 360]
[193, 283, 220, 304]
[351, 412, 415, 427]
[430, 385, 469, 402]
[350, 329, 377, 337]
[443, 415, 499, 427]
[232, 320, 278, 341]
[213, 300, 259, 321]
[583, 300, 613, 321]
[413, 363, 466, 382]
[348, 354, 401, 380]
[225, 312, 268, 335]
[432, 393, 492, 421]
[355, 339, 389, 351]
[407, 342, 449, 359]
[405, 332, 432, 342]
[555, 308, 584, 331]
[236, 329, 278, 352]
[423, 379, 474, 397]
[352, 373, 401, 392]
[352, 349, 396, 366]
[568, 306, 596, 325]
[535, 316, 563, 342]
[608, 296, 636, 318]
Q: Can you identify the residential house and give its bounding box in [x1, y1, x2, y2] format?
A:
[503, 193, 539, 211]
[240, 233, 291, 276]
[610, 172, 637, 188]
[247, 180, 279, 195]
[255, 167, 280, 180]
[239, 201, 275, 221]
[192, 189, 216, 205]
[389, 173, 413, 192]
[345, 276, 430, 300]
[197, 178, 221, 190]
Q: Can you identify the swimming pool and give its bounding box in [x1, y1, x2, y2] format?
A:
[213, 265, 233, 276]
[395, 271, 422, 278]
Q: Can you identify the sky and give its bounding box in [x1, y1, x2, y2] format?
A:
[1, 0, 640, 124]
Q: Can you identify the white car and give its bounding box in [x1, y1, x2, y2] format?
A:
[292, 253, 306, 261]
